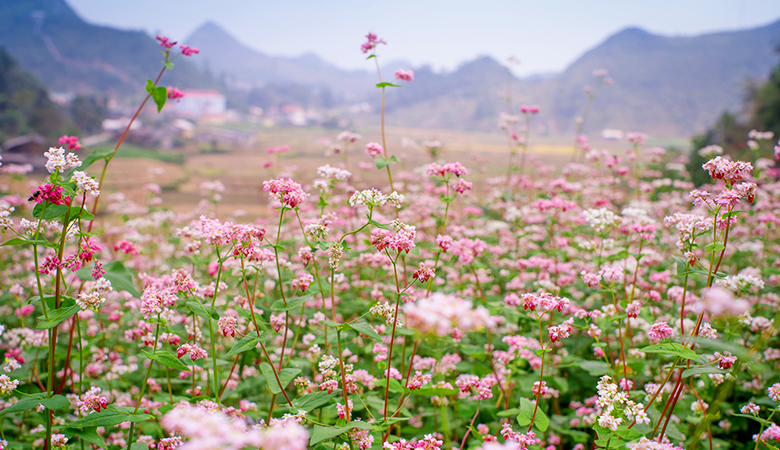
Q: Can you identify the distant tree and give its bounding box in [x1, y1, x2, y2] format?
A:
[70, 95, 107, 134]
[0, 47, 68, 142]
[751, 62, 780, 136]
[688, 59, 780, 185]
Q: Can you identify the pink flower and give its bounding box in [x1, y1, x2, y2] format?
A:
[702, 156, 753, 185]
[426, 161, 469, 178]
[437, 234, 454, 252]
[404, 293, 495, 336]
[360, 32, 386, 54]
[167, 87, 184, 101]
[648, 321, 673, 340]
[406, 371, 432, 390]
[177, 343, 207, 361]
[694, 286, 750, 317]
[337, 131, 361, 143]
[769, 383, 780, 402]
[263, 178, 308, 209]
[33, 184, 68, 206]
[394, 69, 414, 81]
[114, 240, 140, 255]
[365, 142, 383, 157]
[218, 316, 238, 337]
[179, 45, 199, 56]
[77, 387, 108, 413]
[58, 135, 81, 151]
[455, 179, 472, 194]
[267, 145, 290, 155]
[412, 263, 436, 283]
[156, 35, 176, 50]
[626, 300, 641, 318]
[714, 352, 737, 369]
[519, 105, 540, 114]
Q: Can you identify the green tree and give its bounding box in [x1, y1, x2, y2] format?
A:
[0, 47, 68, 142]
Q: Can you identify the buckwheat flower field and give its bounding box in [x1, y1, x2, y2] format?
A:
[1, 31, 780, 450]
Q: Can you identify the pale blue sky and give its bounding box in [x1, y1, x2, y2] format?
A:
[68, 0, 780, 76]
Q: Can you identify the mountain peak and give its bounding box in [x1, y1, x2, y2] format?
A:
[0, 0, 82, 25]
[187, 20, 240, 45]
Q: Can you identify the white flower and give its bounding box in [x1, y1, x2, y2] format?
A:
[72, 171, 100, 197]
[44, 147, 81, 174]
[316, 164, 351, 181]
[583, 208, 619, 232]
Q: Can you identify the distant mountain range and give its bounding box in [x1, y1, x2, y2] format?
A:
[2, 0, 780, 136]
[0, 0, 215, 97]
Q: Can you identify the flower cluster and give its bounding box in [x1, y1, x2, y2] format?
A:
[263, 178, 308, 209]
[44, 147, 81, 174]
[404, 293, 495, 336]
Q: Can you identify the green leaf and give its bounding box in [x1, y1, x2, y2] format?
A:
[664, 421, 684, 441]
[1, 238, 28, 246]
[614, 425, 643, 441]
[145, 79, 155, 94]
[32, 203, 69, 220]
[144, 350, 190, 371]
[226, 332, 267, 357]
[309, 421, 374, 445]
[0, 395, 43, 415]
[40, 395, 70, 411]
[37, 300, 80, 330]
[70, 206, 95, 221]
[410, 386, 459, 396]
[64, 427, 108, 448]
[731, 413, 767, 425]
[578, 360, 610, 376]
[164, 61, 174, 70]
[704, 242, 726, 253]
[681, 366, 727, 378]
[271, 296, 309, 312]
[151, 86, 167, 113]
[80, 148, 114, 169]
[384, 378, 405, 394]
[516, 398, 548, 432]
[0, 393, 68, 415]
[366, 54, 376, 60]
[186, 301, 219, 320]
[259, 362, 300, 395]
[376, 82, 401, 88]
[102, 261, 141, 297]
[640, 342, 699, 360]
[376, 157, 389, 170]
[389, 155, 398, 162]
[369, 219, 390, 230]
[347, 321, 381, 341]
[497, 408, 521, 417]
[292, 390, 337, 412]
[130, 443, 150, 450]
[319, 319, 340, 328]
[721, 210, 745, 218]
[67, 407, 153, 429]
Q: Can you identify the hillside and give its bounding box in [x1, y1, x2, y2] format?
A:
[543, 21, 780, 135]
[0, 48, 68, 142]
[187, 20, 780, 135]
[186, 21, 374, 100]
[2, 0, 780, 136]
[384, 21, 780, 135]
[0, 0, 216, 97]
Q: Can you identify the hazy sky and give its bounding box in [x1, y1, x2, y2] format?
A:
[68, 0, 780, 76]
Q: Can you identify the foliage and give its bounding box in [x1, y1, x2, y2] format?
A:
[0, 48, 68, 142]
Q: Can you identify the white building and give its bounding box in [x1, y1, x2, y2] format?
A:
[170, 90, 226, 119]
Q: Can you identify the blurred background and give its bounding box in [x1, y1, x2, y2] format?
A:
[2, 0, 780, 214]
